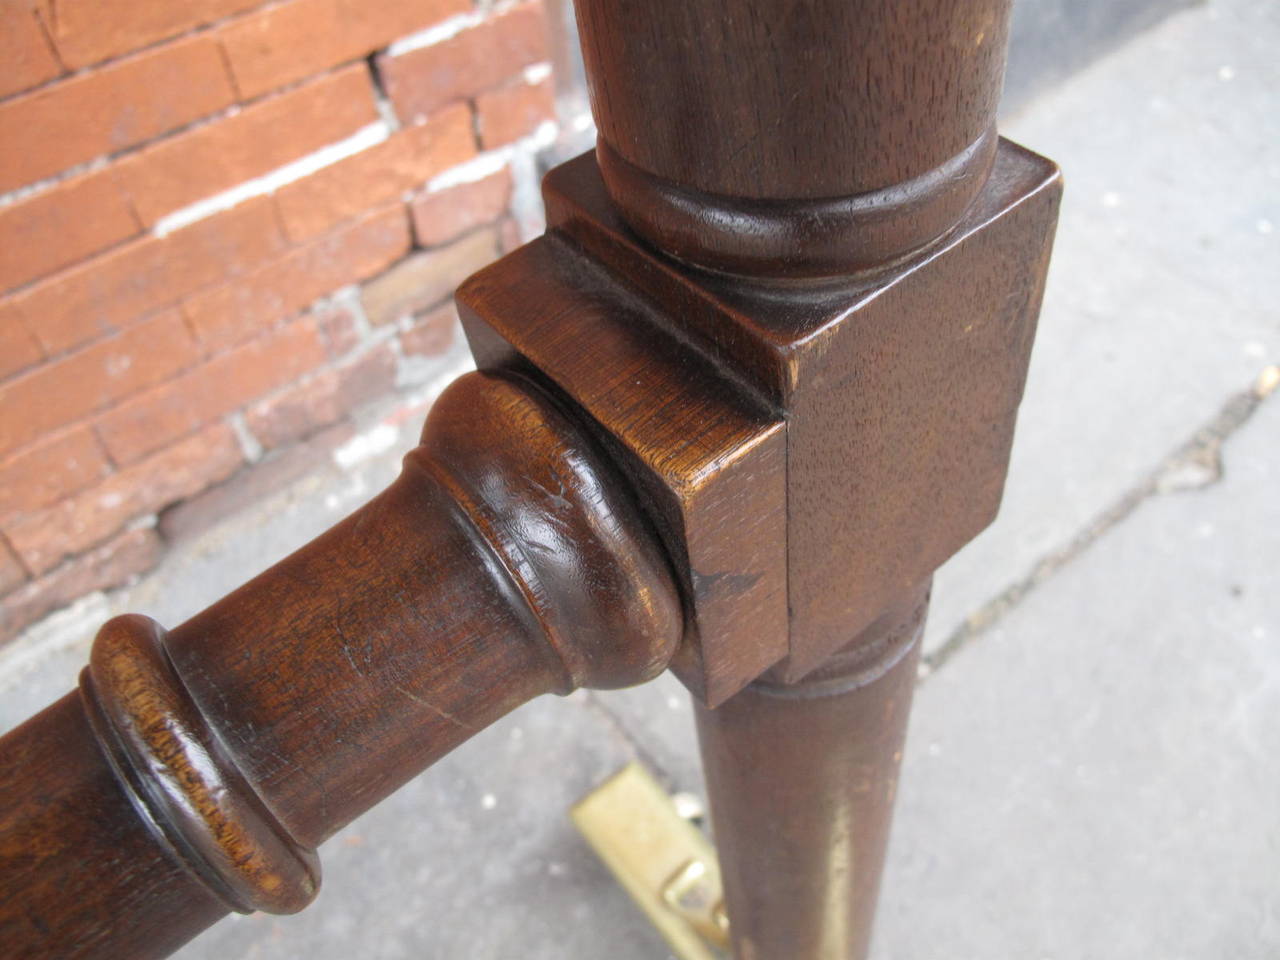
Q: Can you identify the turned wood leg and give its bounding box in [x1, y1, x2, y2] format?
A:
[695, 583, 930, 960]
[0, 0, 1062, 951]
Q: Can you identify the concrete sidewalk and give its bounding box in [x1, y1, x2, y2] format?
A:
[2, 0, 1276, 956]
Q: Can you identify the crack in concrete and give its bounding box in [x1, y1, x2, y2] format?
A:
[919, 364, 1279, 679]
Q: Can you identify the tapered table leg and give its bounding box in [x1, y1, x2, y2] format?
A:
[483, 0, 1054, 952]
[695, 582, 930, 960]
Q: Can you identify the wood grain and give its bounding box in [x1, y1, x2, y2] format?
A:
[0, 370, 681, 958]
[696, 582, 931, 960]
[575, 0, 1012, 275]
[576, 0, 1010, 199]
[458, 236, 788, 707]
[535, 143, 1060, 682]
[563, 4, 1060, 959]
[0, 1, 1063, 956]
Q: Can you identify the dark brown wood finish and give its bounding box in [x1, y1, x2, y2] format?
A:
[459, 233, 789, 707]
[578, 0, 1010, 199]
[0, 370, 682, 958]
[557, 1, 1059, 956]
[575, 0, 1013, 276]
[521, 143, 1060, 683]
[696, 583, 930, 960]
[0, 1, 1059, 956]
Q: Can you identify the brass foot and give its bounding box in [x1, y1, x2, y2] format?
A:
[571, 764, 728, 959]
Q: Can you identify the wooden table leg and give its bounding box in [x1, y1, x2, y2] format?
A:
[558, 7, 1054, 948]
[695, 584, 930, 960]
[0, 0, 1061, 953]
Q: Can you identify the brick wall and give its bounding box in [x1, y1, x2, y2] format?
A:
[0, 0, 568, 641]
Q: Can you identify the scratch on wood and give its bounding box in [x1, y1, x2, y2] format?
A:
[393, 684, 475, 732]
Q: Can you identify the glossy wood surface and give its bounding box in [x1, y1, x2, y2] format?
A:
[0, 692, 227, 959]
[459, 236, 789, 707]
[536, 145, 1060, 682]
[576, 0, 1010, 199]
[0, 370, 681, 958]
[0, 0, 1060, 955]
[575, 0, 1013, 276]
[697, 583, 930, 960]
[561, 2, 1057, 957]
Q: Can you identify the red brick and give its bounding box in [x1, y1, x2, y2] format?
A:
[275, 103, 474, 242]
[184, 205, 411, 351]
[0, 306, 42, 380]
[316, 304, 362, 359]
[7, 422, 240, 575]
[0, 169, 141, 294]
[476, 76, 555, 149]
[498, 216, 523, 254]
[0, 310, 198, 459]
[410, 168, 511, 247]
[0, 528, 160, 638]
[219, 0, 469, 100]
[0, 2, 61, 100]
[246, 344, 396, 450]
[115, 64, 379, 226]
[377, 2, 548, 124]
[7, 197, 286, 356]
[0, 35, 236, 192]
[361, 226, 498, 326]
[0, 537, 27, 596]
[97, 318, 328, 464]
[41, 0, 261, 70]
[400, 302, 457, 358]
[160, 421, 354, 542]
[0, 527, 163, 639]
[0, 428, 111, 525]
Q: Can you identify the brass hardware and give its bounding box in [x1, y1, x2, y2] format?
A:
[571, 763, 729, 959]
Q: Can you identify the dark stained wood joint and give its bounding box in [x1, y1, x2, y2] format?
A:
[1, 370, 683, 957]
[459, 139, 1060, 698]
[0, 2, 1060, 957]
